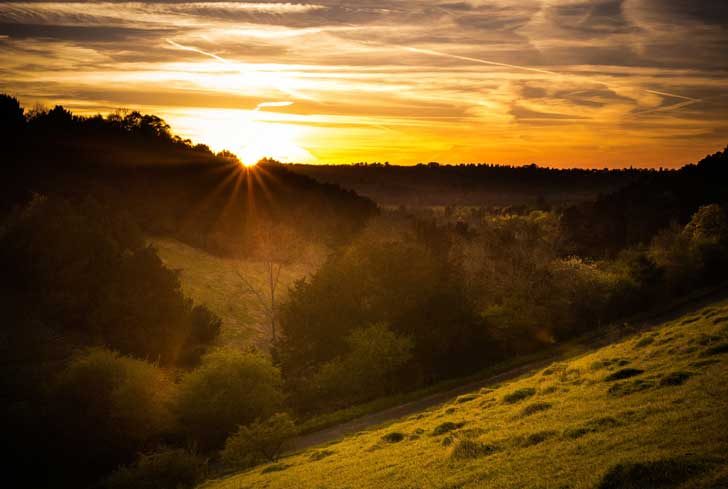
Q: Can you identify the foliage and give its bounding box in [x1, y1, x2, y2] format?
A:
[596, 457, 714, 489]
[0, 95, 377, 256]
[221, 413, 299, 466]
[207, 299, 728, 489]
[311, 323, 413, 407]
[104, 448, 207, 489]
[278, 234, 500, 412]
[48, 348, 174, 483]
[561, 147, 728, 256]
[502, 387, 536, 404]
[0, 195, 220, 366]
[175, 349, 284, 450]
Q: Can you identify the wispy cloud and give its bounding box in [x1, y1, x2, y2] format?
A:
[0, 0, 726, 166]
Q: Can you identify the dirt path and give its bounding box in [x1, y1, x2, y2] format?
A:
[286, 285, 728, 455]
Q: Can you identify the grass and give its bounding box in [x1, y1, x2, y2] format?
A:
[150, 237, 314, 349]
[201, 298, 728, 489]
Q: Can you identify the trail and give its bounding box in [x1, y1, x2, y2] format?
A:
[286, 284, 728, 454]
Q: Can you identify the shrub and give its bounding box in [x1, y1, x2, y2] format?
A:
[518, 430, 557, 447]
[221, 413, 298, 466]
[450, 440, 498, 460]
[520, 402, 552, 416]
[381, 432, 405, 443]
[564, 417, 620, 439]
[455, 394, 478, 404]
[260, 464, 290, 474]
[607, 379, 654, 397]
[503, 387, 536, 404]
[660, 371, 693, 386]
[604, 368, 644, 382]
[634, 337, 655, 348]
[433, 421, 465, 436]
[701, 343, 728, 356]
[309, 450, 335, 461]
[175, 349, 284, 450]
[596, 457, 713, 489]
[312, 323, 413, 406]
[55, 348, 173, 464]
[564, 427, 592, 439]
[104, 448, 207, 489]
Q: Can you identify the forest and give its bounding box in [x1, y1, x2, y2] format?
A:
[1, 94, 727, 489]
[287, 162, 657, 207]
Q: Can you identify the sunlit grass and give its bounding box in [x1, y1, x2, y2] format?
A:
[150, 237, 314, 349]
[203, 300, 728, 489]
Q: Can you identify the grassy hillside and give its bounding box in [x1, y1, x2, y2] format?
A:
[151, 238, 317, 348]
[203, 299, 728, 489]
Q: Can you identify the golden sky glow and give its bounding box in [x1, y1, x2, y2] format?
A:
[1, 1, 726, 166]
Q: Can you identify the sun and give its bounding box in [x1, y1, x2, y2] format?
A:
[161, 108, 315, 166]
[239, 123, 314, 166]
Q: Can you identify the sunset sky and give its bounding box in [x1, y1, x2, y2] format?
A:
[1, 1, 726, 166]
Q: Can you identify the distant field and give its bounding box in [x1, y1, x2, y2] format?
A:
[203, 300, 728, 489]
[151, 238, 315, 349]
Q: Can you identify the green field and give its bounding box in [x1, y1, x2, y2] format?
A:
[203, 300, 728, 489]
[151, 238, 315, 349]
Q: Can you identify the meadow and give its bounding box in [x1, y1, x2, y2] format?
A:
[151, 237, 317, 348]
[203, 299, 728, 489]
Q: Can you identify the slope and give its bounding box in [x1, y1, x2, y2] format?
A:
[203, 298, 728, 489]
[151, 237, 317, 348]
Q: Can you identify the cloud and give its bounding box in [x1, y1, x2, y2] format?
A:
[0, 0, 725, 166]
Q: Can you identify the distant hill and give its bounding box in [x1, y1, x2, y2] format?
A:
[205, 297, 728, 489]
[0, 95, 377, 256]
[286, 162, 654, 207]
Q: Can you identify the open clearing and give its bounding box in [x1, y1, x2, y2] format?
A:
[151, 238, 314, 348]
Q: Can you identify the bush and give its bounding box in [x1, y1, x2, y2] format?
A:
[433, 421, 466, 436]
[55, 348, 173, 462]
[596, 457, 713, 489]
[604, 368, 644, 382]
[221, 413, 298, 466]
[381, 432, 405, 443]
[104, 448, 207, 489]
[520, 402, 552, 416]
[502, 387, 536, 404]
[701, 343, 728, 356]
[312, 323, 413, 406]
[607, 379, 654, 397]
[450, 440, 498, 460]
[518, 430, 557, 447]
[660, 371, 693, 386]
[175, 349, 284, 450]
[455, 394, 478, 404]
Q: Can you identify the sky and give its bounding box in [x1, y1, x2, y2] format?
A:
[0, 1, 726, 167]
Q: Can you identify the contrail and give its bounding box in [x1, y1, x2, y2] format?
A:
[254, 101, 294, 111]
[633, 99, 701, 115]
[403, 46, 560, 77]
[166, 39, 231, 64]
[644, 89, 701, 103]
[165, 39, 315, 101]
[400, 45, 700, 114]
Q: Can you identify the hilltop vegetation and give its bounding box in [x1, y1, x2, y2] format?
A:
[0, 94, 376, 256]
[205, 299, 728, 489]
[287, 162, 649, 207]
